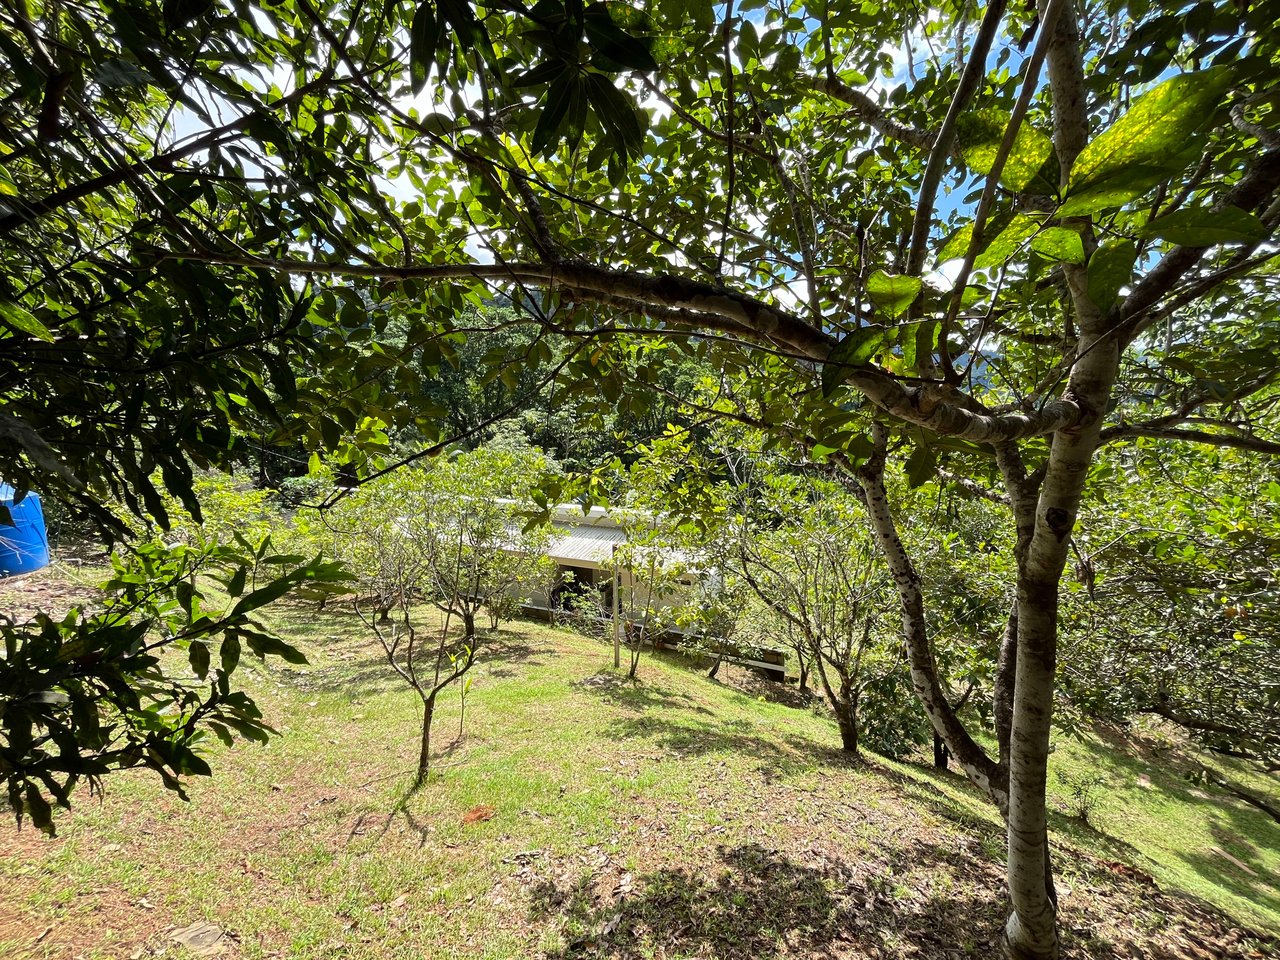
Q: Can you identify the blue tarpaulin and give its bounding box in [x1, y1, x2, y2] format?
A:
[0, 484, 51, 576]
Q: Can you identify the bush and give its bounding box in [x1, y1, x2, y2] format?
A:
[1054, 767, 1108, 826]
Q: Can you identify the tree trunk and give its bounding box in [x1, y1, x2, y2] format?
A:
[1002, 332, 1119, 959]
[933, 731, 949, 771]
[994, 606, 1019, 770]
[707, 646, 725, 679]
[415, 695, 436, 787]
[834, 696, 859, 755]
[857, 436, 1008, 808]
[462, 610, 476, 640]
[798, 658, 809, 693]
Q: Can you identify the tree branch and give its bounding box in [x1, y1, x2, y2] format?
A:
[811, 76, 935, 151]
[1119, 148, 1280, 341]
[1100, 424, 1280, 455]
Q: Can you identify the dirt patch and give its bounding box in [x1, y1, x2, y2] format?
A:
[0, 564, 101, 621]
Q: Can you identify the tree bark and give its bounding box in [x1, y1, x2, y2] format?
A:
[415, 695, 436, 787]
[833, 695, 859, 755]
[857, 431, 1008, 808]
[995, 606, 1018, 770]
[462, 610, 476, 640]
[933, 731, 950, 771]
[707, 643, 726, 679]
[1003, 334, 1119, 960]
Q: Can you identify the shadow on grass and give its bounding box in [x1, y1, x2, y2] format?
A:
[529, 840, 1007, 959]
[529, 837, 1279, 960]
[1059, 727, 1280, 926]
[484, 633, 554, 677]
[575, 670, 716, 717]
[877, 751, 1280, 940]
[1175, 809, 1280, 923]
[604, 713, 857, 780]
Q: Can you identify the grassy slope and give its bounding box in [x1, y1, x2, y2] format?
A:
[1, 604, 1277, 960]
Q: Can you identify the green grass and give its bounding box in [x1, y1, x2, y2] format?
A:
[1, 603, 1277, 959]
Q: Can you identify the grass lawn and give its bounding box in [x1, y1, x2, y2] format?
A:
[1, 578, 1278, 958]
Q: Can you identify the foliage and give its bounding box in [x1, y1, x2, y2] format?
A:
[1059, 440, 1280, 764]
[729, 469, 918, 756]
[4, 0, 1280, 950]
[0, 536, 350, 832]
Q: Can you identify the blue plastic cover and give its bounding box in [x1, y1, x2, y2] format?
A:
[0, 484, 51, 576]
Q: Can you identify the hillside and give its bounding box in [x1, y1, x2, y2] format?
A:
[1, 599, 1277, 959]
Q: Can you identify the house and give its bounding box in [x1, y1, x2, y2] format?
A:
[512, 503, 786, 681]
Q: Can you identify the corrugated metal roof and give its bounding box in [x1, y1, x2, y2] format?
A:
[546, 523, 627, 565]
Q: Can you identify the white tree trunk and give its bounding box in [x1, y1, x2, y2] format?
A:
[1002, 334, 1119, 959]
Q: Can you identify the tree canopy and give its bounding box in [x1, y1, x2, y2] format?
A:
[3, 0, 1280, 955]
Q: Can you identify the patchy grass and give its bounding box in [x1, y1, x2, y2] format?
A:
[1, 598, 1278, 959]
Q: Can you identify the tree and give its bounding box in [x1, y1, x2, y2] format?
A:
[734, 474, 904, 756]
[1057, 439, 1280, 766]
[336, 441, 554, 783]
[610, 510, 690, 681]
[5, 0, 1280, 953]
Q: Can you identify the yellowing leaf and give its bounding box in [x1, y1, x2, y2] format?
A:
[1064, 68, 1234, 212]
[955, 109, 1058, 193]
[1030, 226, 1085, 263]
[974, 214, 1041, 268]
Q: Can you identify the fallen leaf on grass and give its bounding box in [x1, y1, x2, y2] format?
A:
[462, 804, 496, 825]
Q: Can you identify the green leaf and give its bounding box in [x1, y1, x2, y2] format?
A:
[865, 271, 922, 319]
[974, 215, 1041, 268]
[513, 60, 564, 89]
[586, 73, 644, 159]
[189, 640, 210, 679]
[226, 564, 247, 598]
[905, 442, 937, 488]
[901, 319, 940, 373]
[242, 629, 308, 665]
[585, 10, 658, 72]
[229, 575, 297, 618]
[0, 301, 54, 342]
[220, 633, 241, 675]
[1064, 67, 1234, 212]
[162, 0, 213, 33]
[95, 58, 152, 88]
[409, 2, 440, 95]
[954, 109, 1058, 193]
[822, 324, 887, 396]
[1030, 226, 1085, 263]
[1139, 205, 1267, 246]
[1086, 238, 1138, 312]
[532, 74, 577, 156]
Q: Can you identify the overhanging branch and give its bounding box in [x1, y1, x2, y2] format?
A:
[152, 248, 1090, 443]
